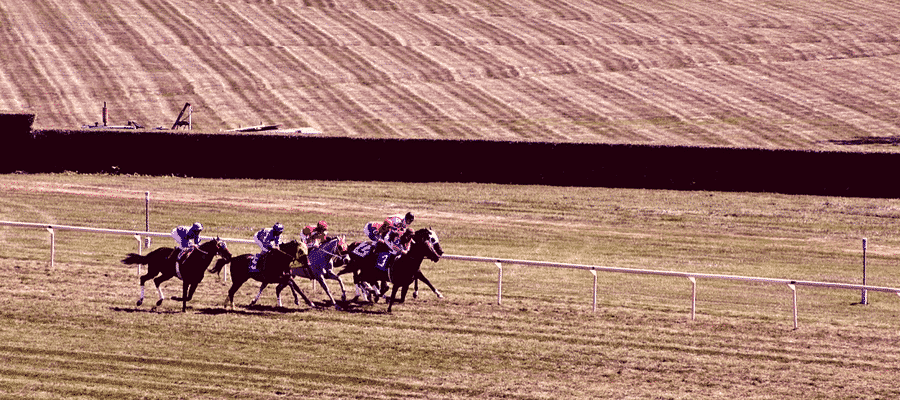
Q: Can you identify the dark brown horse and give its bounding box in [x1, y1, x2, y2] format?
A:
[121, 238, 231, 312]
[209, 240, 313, 310]
[342, 228, 443, 312]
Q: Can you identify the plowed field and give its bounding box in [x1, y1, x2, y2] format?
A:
[2, 0, 900, 151]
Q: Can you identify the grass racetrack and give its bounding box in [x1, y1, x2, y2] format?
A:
[1, 173, 900, 399]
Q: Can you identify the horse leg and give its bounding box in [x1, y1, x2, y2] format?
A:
[137, 269, 157, 306]
[250, 282, 268, 306]
[316, 275, 337, 307]
[416, 271, 443, 299]
[181, 281, 188, 312]
[333, 276, 347, 302]
[153, 275, 170, 307]
[387, 285, 401, 313]
[276, 281, 298, 305]
[399, 284, 410, 304]
[289, 279, 315, 308]
[413, 279, 419, 299]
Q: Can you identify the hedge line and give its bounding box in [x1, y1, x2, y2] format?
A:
[3, 121, 898, 198]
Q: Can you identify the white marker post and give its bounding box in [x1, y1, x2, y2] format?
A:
[861, 238, 868, 305]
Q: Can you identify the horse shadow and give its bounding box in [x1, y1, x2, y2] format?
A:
[110, 306, 186, 314]
[828, 136, 900, 146]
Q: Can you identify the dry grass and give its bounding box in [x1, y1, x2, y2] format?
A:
[2, 173, 900, 398]
[1, 0, 899, 151]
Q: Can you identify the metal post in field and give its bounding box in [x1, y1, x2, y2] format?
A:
[789, 283, 798, 330]
[46, 227, 55, 269]
[689, 277, 698, 321]
[134, 234, 142, 276]
[144, 191, 151, 249]
[861, 238, 868, 305]
[591, 270, 597, 312]
[495, 261, 502, 305]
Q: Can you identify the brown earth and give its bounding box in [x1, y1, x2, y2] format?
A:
[1, 0, 899, 151]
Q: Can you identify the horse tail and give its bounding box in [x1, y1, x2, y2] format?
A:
[209, 257, 232, 274]
[121, 253, 150, 265]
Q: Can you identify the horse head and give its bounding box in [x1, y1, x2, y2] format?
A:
[279, 240, 304, 260]
[414, 228, 443, 262]
[214, 236, 232, 260]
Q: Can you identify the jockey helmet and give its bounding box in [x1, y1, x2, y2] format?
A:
[405, 212, 415, 224]
[272, 223, 284, 235]
[316, 220, 328, 231]
[302, 225, 313, 236]
[191, 222, 203, 232]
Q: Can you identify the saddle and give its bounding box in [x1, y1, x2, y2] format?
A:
[352, 241, 377, 259]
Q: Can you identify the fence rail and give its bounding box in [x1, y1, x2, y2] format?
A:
[2, 220, 898, 329]
[442, 255, 900, 329]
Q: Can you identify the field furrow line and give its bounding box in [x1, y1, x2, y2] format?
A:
[683, 66, 862, 147]
[516, 17, 593, 46]
[528, 0, 593, 21]
[604, 68, 795, 148]
[501, 76, 639, 142]
[209, 2, 277, 47]
[234, 5, 399, 135]
[430, 81, 560, 140]
[584, 0, 661, 24]
[747, 62, 900, 141]
[8, 0, 124, 127]
[325, 10, 456, 82]
[135, 0, 299, 129]
[565, 72, 721, 145]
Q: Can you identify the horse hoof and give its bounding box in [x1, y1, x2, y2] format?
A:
[156, 299, 164, 307]
[413, 292, 418, 299]
[436, 292, 445, 299]
[136, 299, 144, 306]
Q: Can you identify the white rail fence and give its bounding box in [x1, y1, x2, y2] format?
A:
[2, 220, 899, 329]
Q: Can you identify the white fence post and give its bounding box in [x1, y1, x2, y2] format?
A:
[46, 227, 55, 269]
[688, 276, 697, 321]
[591, 270, 597, 312]
[789, 284, 798, 330]
[133, 234, 143, 276]
[862, 238, 868, 305]
[495, 261, 502, 305]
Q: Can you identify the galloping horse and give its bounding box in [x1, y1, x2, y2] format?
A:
[121, 238, 231, 312]
[349, 228, 443, 312]
[256, 235, 348, 308]
[210, 240, 313, 310]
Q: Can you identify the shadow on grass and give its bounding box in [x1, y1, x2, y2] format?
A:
[112, 301, 394, 315]
[829, 136, 900, 146]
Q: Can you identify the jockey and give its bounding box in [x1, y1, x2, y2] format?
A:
[170, 222, 203, 266]
[301, 225, 314, 247]
[386, 212, 415, 235]
[249, 222, 284, 273]
[364, 219, 394, 271]
[309, 220, 329, 247]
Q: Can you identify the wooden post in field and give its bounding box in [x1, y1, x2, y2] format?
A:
[861, 238, 868, 305]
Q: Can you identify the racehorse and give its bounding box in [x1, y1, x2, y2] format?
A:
[209, 240, 314, 310]
[255, 235, 348, 308]
[338, 230, 442, 304]
[121, 238, 231, 312]
[345, 228, 443, 312]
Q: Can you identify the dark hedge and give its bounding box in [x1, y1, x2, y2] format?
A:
[3, 125, 899, 198]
